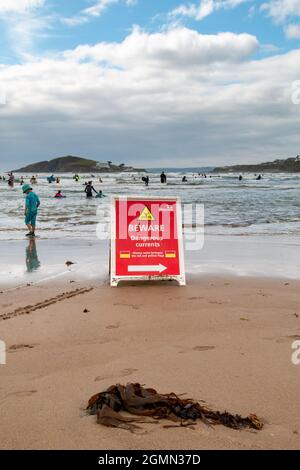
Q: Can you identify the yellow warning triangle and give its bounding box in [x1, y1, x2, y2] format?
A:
[139, 206, 155, 221]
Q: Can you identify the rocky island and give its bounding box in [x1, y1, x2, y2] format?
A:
[14, 156, 145, 173]
[213, 156, 300, 173]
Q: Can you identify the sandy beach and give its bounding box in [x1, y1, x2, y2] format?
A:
[2, 0, 300, 455]
[1, 275, 300, 450]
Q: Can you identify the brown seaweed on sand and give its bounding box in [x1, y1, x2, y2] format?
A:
[87, 383, 263, 433]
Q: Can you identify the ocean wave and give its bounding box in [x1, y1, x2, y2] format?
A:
[1, 170, 300, 240]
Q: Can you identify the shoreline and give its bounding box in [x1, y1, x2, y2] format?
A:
[1, 234, 300, 289]
[0, 275, 300, 449]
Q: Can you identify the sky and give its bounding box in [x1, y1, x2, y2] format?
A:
[0, 0, 300, 169]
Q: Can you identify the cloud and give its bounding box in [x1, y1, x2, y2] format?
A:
[63, 0, 136, 26]
[0, 0, 44, 14]
[0, 26, 300, 168]
[285, 23, 300, 37]
[66, 27, 259, 66]
[261, 0, 300, 24]
[170, 0, 250, 21]
[4, 13, 51, 58]
[0, 0, 48, 58]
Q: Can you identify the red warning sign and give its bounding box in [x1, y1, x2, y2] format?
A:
[110, 196, 185, 286]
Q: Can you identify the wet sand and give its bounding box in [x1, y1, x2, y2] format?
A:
[1, 276, 300, 449]
[1, 235, 300, 289]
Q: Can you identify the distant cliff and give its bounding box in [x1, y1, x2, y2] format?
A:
[14, 156, 145, 173]
[213, 157, 300, 173]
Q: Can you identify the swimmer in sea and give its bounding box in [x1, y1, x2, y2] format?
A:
[54, 190, 65, 198]
[96, 190, 106, 198]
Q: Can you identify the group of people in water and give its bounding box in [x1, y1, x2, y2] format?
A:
[53, 179, 106, 199]
[140, 171, 263, 186]
[17, 175, 108, 237]
[1, 169, 267, 238]
[83, 181, 105, 198]
[0, 173, 40, 187]
[238, 174, 262, 181]
[142, 172, 167, 186]
[2, 170, 264, 192]
[1, 172, 107, 199]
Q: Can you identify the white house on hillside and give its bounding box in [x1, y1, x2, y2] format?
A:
[96, 161, 110, 169]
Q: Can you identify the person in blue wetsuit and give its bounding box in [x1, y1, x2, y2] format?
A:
[47, 174, 55, 183]
[22, 184, 40, 237]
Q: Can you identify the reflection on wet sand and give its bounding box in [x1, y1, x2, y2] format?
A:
[26, 238, 40, 273]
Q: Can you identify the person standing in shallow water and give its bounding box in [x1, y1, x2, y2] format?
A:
[142, 176, 149, 186]
[22, 184, 40, 238]
[8, 172, 15, 188]
[84, 181, 98, 198]
[160, 171, 167, 184]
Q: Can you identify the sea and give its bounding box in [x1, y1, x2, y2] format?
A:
[1, 169, 300, 241]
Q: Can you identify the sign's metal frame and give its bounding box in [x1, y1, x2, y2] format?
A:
[110, 195, 186, 287]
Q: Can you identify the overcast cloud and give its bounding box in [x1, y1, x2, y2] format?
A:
[0, 1, 300, 169]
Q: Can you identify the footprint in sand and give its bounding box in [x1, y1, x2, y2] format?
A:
[265, 335, 300, 344]
[193, 346, 216, 352]
[178, 345, 215, 354]
[94, 373, 114, 382]
[120, 368, 138, 377]
[106, 323, 120, 330]
[113, 303, 140, 310]
[8, 344, 37, 352]
[94, 368, 138, 382]
[5, 390, 37, 398]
